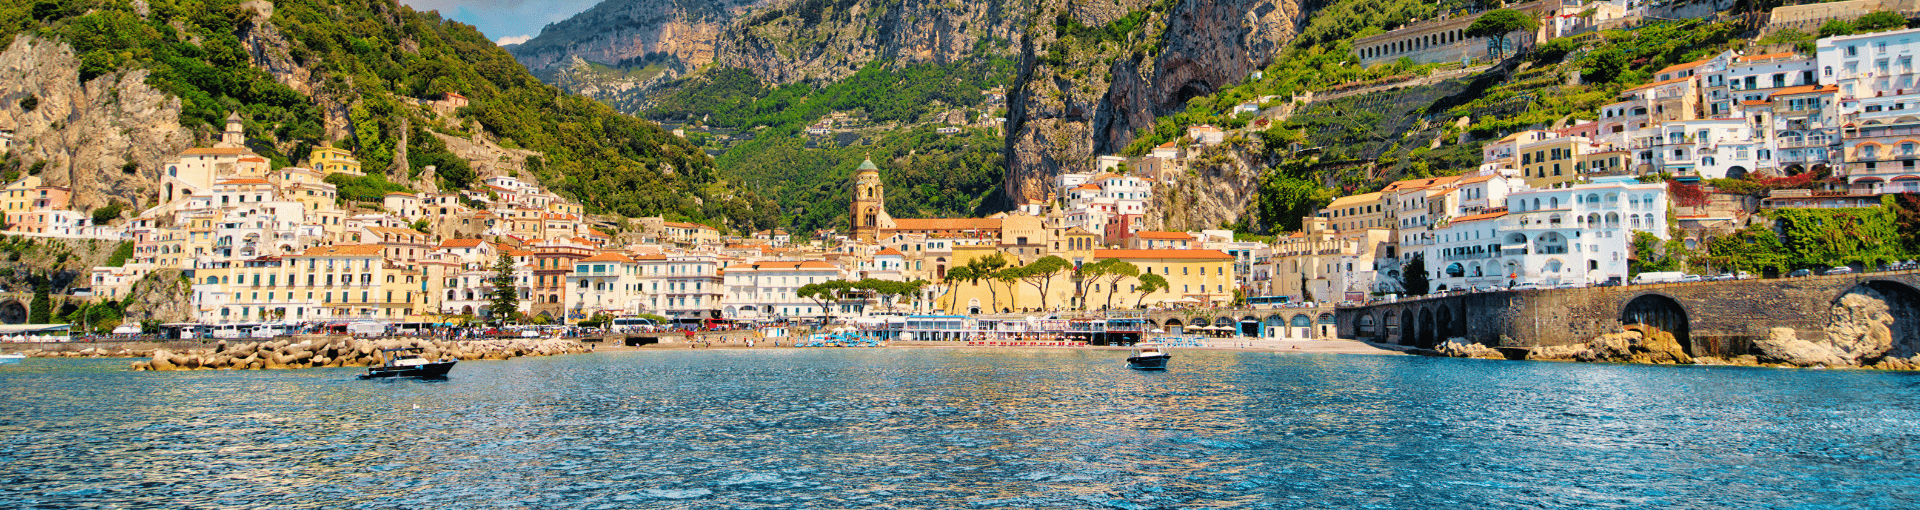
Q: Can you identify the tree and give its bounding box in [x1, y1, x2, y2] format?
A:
[28, 275, 50, 324]
[1402, 253, 1430, 296]
[1134, 272, 1168, 309]
[1014, 256, 1072, 310]
[1088, 259, 1140, 311]
[1819, 19, 1855, 38]
[488, 252, 518, 324]
[991, 266, 1024, 312]
[965, 254, 1011, 312]
[90, 201, 126, 225]
[1856, 11, 1905, 32]
[1466, 9, 1540, 61]
[1299, 272, 1314, 303]
[1893, 193, 1920, 254]
[942, 265, 979, 312]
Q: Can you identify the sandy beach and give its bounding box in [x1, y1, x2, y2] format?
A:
[592, 338, 1410, 356]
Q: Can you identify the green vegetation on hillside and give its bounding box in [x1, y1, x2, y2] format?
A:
[650, 57, 1015, 233]
[3, 0, 774, 232]
[1704, 195, 1918, 275]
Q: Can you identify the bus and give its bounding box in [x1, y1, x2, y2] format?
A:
[609, 317, 657, 333]
[1246, 296, 1291, 308]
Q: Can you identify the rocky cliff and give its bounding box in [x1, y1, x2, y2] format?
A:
[509, 0, 769, 99]
[1000, 0, 1306, 209]
[0, 36, 193, 212]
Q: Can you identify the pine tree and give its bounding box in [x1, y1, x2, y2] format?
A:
[489, 252, 518, 325]
[28, 275, 51, 324]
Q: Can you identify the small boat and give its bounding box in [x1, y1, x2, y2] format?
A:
[0, 353, 24, 364]
[1127, 344, 1171, 370]
[358, 348, 456, 379]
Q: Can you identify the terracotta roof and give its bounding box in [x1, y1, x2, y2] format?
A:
[438, 239, 485, 248]
[1622, 76, 1693, 94]
[1458, 174, 1501, 185]
[384, 192, 415, 197]
[889, 218, 1002, 231]
[1450, 209, 1508, 223]
[1770, 84, 1838, 96]
[1741, 100, 1771, 106]
[579, 253, 634, 263]
[301, 244, 385, 256]
[1735, 52, 1796, 63]
[587, 229, 609, 237]
[1089, 172, 1122, 182]
[1325, 192, 1384, 207]
[237, 157, 267, 163]
[1155, 141, 1177, 149]
[508, 249, 534, 256]
[1135, 231, 1193, 240]
[1656, 58, 1713, 75]
[875, 248, 905, 256]
[181, 148, 251, 156]
[365, 226, 423, 237]
[1092, 249, 1234, 260]
[1070, 183, 1102, 191]
[750, 260, 838, 270]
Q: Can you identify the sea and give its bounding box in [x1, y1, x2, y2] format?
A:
[1, 349, 1916, 509]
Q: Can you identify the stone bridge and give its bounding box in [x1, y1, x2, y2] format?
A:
[1333, 270, 1920, 357]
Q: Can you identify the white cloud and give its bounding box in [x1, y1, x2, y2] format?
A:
[495, 34, 534, 46]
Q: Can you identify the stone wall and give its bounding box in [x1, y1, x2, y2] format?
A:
[1337, 270, 1920, 362]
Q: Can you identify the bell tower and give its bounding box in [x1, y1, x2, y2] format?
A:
[850, 157, 886, 243]
[216, 111, 245, 148]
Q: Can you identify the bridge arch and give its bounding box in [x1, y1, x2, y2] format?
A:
[1358, 313, 1378, 339]
[1833, 280, 1920, 358]
[1435, 304, 1455, 342]
[1401, 308, 1422, 346]
[1622, 293, 1692, 355]
[1239, 316, 1260, 337]
[1385, 310, 1402, 344]
[0, 299, 23, 324]
[1417, 307, 1436, 348]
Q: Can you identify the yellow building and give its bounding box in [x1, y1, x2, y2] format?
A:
[1318, 192, 1389, 232]
[305, 146, 363, 176]
[0, 175, 42, 216]
[1517, 136, 1591, 189]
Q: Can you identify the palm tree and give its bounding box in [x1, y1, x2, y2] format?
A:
[1135, 272, 1168, 309]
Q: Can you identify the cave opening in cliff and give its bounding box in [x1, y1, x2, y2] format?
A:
[1621, 294, 1691, 355]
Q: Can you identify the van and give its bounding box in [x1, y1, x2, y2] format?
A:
[1633, 271, 1686, 285]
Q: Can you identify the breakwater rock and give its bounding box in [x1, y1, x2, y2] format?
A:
[130, 337, 592, 371]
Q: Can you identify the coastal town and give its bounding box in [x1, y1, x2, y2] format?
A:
[0, 26, 1864, 333]
[0, 23, 1906, 335]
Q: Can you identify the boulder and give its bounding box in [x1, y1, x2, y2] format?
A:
[1755, 327, 1851, 367]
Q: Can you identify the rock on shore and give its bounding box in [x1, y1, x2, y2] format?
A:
[129, 337, 592, 371]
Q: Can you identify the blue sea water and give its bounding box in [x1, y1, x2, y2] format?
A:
[1, 349, 1917, 509]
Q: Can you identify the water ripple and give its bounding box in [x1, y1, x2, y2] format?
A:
[1, 351, 1916, 508]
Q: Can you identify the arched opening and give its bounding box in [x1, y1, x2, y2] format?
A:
[1832, 281, 1920, 360]
[0, 300, 24, 324]
[1264, 314, 1287, 338]
[1726, 166, 1748, 180]
[1382, 311, 1400, 344]
[1621, 294, 1692, 355]
[1165, 318, 1185, 334]
[1417, 307, 1436, 348]
[1435, 304, 1454, 343]
[1239, 316, 1260, 337]
[1359, 314, 1378, 339]
[1317, 313, 1336, 339]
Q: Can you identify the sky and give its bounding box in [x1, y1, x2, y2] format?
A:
[399, 0, 604, 45]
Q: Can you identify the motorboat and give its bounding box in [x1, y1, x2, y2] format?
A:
[358, 348, 456, 379]
[0, 353, 23, 364]
[1126, 344, 1170, 370]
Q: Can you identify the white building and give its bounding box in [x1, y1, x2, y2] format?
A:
[1426, 176, 1667, 290]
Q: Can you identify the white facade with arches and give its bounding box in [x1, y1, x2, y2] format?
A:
[1424, 177, 1668, 290]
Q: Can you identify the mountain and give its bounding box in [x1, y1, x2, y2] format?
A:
[506, 0, 771, 111]
[513, 0, 1316, 233]
[0, 0, 775, 231]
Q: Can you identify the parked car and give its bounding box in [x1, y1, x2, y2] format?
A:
[1788, 268, 1813, 277]
[1596, 279, 1624, 287]
[1709, 273, 1735, 281]
[1824, 266, 1854, 275]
